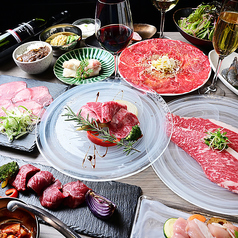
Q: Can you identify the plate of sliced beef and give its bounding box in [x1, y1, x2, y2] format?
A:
[36, 80, 172, 181]
[118, 38, 211, 95]
[153, 95, 238, 215]
[0, 75, 68, 151]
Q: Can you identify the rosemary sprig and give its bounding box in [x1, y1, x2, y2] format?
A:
[62, 106, 140, 155]
[76, 58, 93, 81]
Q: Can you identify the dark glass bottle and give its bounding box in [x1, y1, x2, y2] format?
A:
[0, 10, 69, 63]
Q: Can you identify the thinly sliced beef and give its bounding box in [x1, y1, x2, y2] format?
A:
[27, 171, 55, 195]
[79, 102, 102, 122]
[109, 108, 140, 138]
[14, 101, 45, 118]
[171, 124, 238, 193]
[171, 114, 238, 153]
[0, 99, 13, 116]
[40, 179, 65, 210]
[0, 81, 27, 100]
[12, 86, 53, 106]
[11, 164, 40, 192]
[62, 181, 89, 208]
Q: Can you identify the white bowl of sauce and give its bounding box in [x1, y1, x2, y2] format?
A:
[72, 18, 95, 40]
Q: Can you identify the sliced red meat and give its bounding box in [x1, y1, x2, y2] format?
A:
[14, 100, 45, 118]
[108, 108, 139, 138]
[12, 86, 53, 106]
[171, 125, 238, 194]
[62, 180, 89, 208]
[11, 164, 40, 192]
[101, 101, 127, 123]
[79, 104, 101, 122]
[30, 86, 53, 106]
[39, 179, 65, 210]
[0, 99, 14, 117]
[0, 81, 27, 100]
[27, 171, 55, 195]
[171, 114, 238, 153]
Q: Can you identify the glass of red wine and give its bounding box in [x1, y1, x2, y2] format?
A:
[95, 0, 133, 78]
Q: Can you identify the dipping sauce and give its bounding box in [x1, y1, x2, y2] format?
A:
[75, 23, 95, 39]
[17, 45, 50, 62]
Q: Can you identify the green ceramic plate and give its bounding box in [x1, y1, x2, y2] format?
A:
[54, 47, 115, 85]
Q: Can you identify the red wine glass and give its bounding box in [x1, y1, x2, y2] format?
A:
[95, 0, 133, 78]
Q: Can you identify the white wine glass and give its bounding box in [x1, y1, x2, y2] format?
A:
[95, 0, 133, 78]
[151, 0, 179, 38]
[199, 0, 238, 95]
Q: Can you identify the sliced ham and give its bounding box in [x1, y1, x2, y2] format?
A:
[11, 164, 40, 192]
[62, 180, 89, 208]
[40, 179, 65, 210]
[0, 81, 27, 100]
[27, 171, 55, 195]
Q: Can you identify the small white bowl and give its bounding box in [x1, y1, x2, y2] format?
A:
[12, 41, 53, 74]
[72, 18, 95, 40]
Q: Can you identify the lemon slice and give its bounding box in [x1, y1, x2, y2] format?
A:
[115, 100, 138, 116]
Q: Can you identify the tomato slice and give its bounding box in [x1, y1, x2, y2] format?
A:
[87, 131, 119, 147]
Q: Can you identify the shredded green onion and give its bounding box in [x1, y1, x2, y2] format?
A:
[0, 106, 39, 141]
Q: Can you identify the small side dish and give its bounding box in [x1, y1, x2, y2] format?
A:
[72, 18, 95, 39]
[222, 57, 238, 88]
[45, 32, 80, 46]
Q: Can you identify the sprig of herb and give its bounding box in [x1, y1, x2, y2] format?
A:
[204, 128, 231, 151]
[62, 106, 140, 155]
[76, 58, 93, 81]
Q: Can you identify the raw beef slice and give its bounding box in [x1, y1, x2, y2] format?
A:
[62, 181, 89, 208]
[27, 171, 55, 195]
[11, 164, 40, 192]
[0, 81, 27, 100]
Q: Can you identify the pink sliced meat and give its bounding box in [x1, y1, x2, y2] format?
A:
[101, 101, 127, 123]
[27, 171, 55, 195]
[172, 217, 189, 238]
[62, 180, 89, 208]
[171, 114, 238, 153]
[30, 86, 53, 106]
[14, 100, 45, 118]
[0, 81, 27, 100]
[40, 179, 65, 210]
[79, 104, 101, 122]
[11, 164, 40, 192]
[171, 125, 238, 194]
[208, 223, 231, 238]
[0, 99, 14, 117]
[12, 86, 53, 106]
[109, 108, 140, 138]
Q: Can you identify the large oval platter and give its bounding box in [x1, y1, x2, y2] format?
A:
[118, 38, 211, 96]
[152, 95, 238, 215]
[36, 80, 172, 181]
[54, 47, 114, 85]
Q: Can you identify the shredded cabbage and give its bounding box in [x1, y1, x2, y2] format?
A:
[0, 106, 39, 141]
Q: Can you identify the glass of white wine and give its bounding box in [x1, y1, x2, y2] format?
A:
[151, 0, 179, 38]
[199, 0, 238, 95]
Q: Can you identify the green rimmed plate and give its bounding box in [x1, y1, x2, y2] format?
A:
[54, 47, 115, 85]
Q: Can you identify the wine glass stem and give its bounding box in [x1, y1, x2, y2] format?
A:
[209, 55, 224, 91]
[160, 11, 166, 38]
[114, 54, 120, 78]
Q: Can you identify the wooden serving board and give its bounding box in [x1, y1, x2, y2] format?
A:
[0, 75, 69, 152]
[0, 155, 142, 238]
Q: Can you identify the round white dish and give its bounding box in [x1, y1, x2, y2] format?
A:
[152, 95, 238, 215]
[37, 80, 172, 181]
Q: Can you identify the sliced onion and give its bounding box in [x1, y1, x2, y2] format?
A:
[85, 190, 116, 220]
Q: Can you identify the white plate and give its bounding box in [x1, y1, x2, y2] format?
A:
[152, 95, 238, 216]
[209, 50, 238, 95]
[36, 80, 172, 181]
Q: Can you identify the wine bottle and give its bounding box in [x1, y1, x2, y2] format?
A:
[0, 10, 69, 63]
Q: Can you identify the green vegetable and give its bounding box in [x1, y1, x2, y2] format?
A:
[178, 2, 221, 40]
[204, 128, 231, 151]
[125, 125, 142, 141]
[66, 35, 79, 44]
[163, 218, 177, 238]
[75, 58, 93, 81]
[0, 162, 19, 187]
[0, 106, 39, 141]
